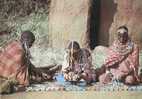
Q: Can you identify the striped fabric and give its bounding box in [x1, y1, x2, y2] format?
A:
[104, 40, 139, 81]
[0, 41, 29, 86]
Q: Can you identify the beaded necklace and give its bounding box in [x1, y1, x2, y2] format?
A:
[111, 39, 134, 56]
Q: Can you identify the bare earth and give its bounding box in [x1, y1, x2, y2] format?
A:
[1, 91, 142, 99]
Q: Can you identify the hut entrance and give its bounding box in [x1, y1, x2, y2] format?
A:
[86, 0, 117, 50]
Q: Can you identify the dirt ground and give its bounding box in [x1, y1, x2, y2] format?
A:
[1, 91, 142, 99]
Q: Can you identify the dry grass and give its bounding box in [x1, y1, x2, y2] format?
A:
[0, 0, 50, 47]
[0, 0, 50, 19]
[0, 0, 51, 66]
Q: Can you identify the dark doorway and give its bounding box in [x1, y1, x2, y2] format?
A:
[86, 0, 100, 50]
[86, 0, 117, 50]
[98, 0, 117, 46]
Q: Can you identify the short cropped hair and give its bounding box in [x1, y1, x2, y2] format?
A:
[117, 26, 128, 32]
[20, 31, 35, 44]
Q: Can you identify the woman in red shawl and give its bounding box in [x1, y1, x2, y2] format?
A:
[97, 26, 140, 85]
[0, 31, 59, 87]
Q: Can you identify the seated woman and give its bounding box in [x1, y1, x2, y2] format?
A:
[0, 31, 59, 87]
[96, 26, 140, 85]
[62, 41, 96, 84]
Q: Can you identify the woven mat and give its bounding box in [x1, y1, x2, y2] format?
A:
[26, 74, 142, 92]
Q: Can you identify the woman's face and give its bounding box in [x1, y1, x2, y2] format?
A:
[68, 49, 80, 59]
[117, 28, 128, 44]
[21, 36, 35, 48]
[22, 39, 34, 48]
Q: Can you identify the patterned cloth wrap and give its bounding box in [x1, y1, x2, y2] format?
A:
[62, 48, 96, 83]
[0, 41, 29, 86]
[99, 40, 140, 84]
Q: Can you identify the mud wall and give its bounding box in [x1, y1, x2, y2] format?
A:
[48, 0, 89, 48]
